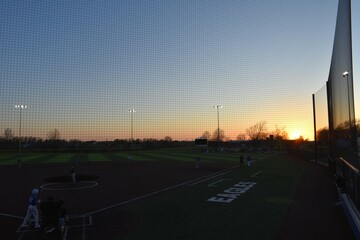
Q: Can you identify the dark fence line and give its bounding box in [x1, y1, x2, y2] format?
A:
[287, 149, 330, 167]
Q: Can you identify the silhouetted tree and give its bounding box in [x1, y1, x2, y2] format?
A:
[211, 128, 226, 142]
[236, 134, 246, 140]
[316, 127, 329, 146]
[4, 128, 14, 141]
[163, 136, 172, 142]
[246, 121, 267, 140]
[47, 128, 60, 141]
[201, 131, 211, 140]
[272, 125, 288, 140]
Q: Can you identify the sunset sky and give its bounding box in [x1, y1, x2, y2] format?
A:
[1, 0, 360, 141]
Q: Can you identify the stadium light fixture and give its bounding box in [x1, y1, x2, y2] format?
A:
[128, 109, 136, 141]
[213, 105, 223, 149]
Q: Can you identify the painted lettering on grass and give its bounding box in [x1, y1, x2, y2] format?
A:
[207, 181, 256, 203]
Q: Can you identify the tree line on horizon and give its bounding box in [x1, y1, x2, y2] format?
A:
[201, 121, 289, 142]
[316, 119, 360, 147]
[1, 121, 290, 144]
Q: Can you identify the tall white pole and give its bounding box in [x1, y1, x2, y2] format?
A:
[15, 105, 27, 157]
[343, 71, 351, 129]
[128, 109, 136, 141]
[213, 105, 222, 149]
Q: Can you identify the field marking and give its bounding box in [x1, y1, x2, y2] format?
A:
[63, 227, 68, 240]
[66, 215, 93, 228]
[0, 212, 23, 219]
[14, 215, 91, 240]
[189, 167, 237, 186]
[207, 179, 232, 187]
[82, 215, 86, 240]
[83, 165, 239, 216]
[16, 232, 24, 240]
[41, 181, 98, 191]
[251, 171, 262, 177]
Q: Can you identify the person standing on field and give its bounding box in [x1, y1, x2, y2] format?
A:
[70, 165, 76, 183]
[21, 188, 41, 228]
[239, 155, 244, 167]
[57, 199, 68, 233]
[195, 157, 200, 169]
[38, 195, 60, 236]
[246, 155, 252, 167]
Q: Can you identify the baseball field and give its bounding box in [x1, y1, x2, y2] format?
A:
[0, 148, 350, 240]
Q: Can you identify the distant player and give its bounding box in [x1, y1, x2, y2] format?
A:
[195, 157, 200, 169]
[70, 165, 76, 183]
[239, 155, 244, 167]
[57, 199, 68, 233]
[21, 188, 41, 229]
[246, 155, 252, 167]
[17, 158, 22, 168]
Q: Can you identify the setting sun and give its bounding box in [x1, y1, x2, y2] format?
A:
[289, 130, 302, 140]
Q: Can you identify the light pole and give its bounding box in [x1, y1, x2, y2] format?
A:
[213, 105, 222, 150]
[128, 109, 136, 141]
[15, 105, 27, 166]
[343, 71, 351, 129]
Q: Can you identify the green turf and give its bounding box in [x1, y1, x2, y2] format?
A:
[0, 147, 270, 166]
[0, 153, 12, 160]
[118, 154, 303, 240]
[88, 153, 111, 162]
[44, 153, 74, 163]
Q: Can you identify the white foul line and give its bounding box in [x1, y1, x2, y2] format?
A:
[189, 168, 236, 186]
[16, 232, 24, 240]
[251, 171, 262, 177]
[62, 227, 68, 240]
[82, 215, 86, 240]
[0, 212, 23, 219]
[207, 179, 232, 187]
[83, 165, 239, 216]
[208, 179, 225, 187]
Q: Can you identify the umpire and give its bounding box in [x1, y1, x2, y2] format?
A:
[38, 195, 59, 235]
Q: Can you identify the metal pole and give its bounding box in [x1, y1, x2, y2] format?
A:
[346, 74, 351, 130]
[19, 107, 22, 155]
[213, 105, 222, 150]
[15, 105, 26, 167]
[128, 109, 135, 142]
[312, 94, 318, 163]
[131, 111, 133, 141]
[217, 107, 220, 147]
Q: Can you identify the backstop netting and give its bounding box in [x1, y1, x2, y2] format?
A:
[328, 0, 359, 208]
[313, 84, 330, 165]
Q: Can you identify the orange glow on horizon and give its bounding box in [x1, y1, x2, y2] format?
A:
[289, 130, 302, 140]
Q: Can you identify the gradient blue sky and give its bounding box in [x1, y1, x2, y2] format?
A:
[1, 0, 359, 141]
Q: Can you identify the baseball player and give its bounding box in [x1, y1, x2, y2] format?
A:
[21, 188, 41, 228]
[239, 155, 245, 167]
[246, 155, 252, 167]
[70, 165, 76, 183]
[195, 157, 200, 169]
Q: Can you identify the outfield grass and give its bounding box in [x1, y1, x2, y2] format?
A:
[119, 154, 303, 240]
[0, 148, 268, 165]
[88, 153, 111, 162]
[44, 153, 73, 163]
